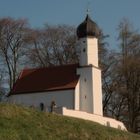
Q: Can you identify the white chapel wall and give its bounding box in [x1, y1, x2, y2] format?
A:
[79, 37, 98, 67]
[62, 108, 127, 131]
[92, 67, 103, 116]
[8, 90, 74, 111]
[77, 67, 93, 114]
[87, 38, 98, 67]
[79, 38, 88, 66]
[77, 66, 103, 116]
[74, 80, 80, 110]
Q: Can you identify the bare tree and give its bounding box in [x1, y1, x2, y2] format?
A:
[27, 25, 78, 67]
[101, 19, 140, 133]
[0, 18, 29, 90]
[104, 19, 140, 133]
[116, 19, 140, 132]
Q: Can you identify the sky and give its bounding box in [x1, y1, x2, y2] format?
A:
[0, 0, 140, 48]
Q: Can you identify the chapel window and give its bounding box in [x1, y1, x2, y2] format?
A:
[40, 103, 44, 111]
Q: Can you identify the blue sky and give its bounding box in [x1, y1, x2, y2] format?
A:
[0, 0, 140, 48]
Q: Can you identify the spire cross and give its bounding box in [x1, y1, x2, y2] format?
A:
[86, 0, 91, 15]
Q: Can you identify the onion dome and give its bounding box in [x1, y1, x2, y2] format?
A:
[77, 14, 100, 38]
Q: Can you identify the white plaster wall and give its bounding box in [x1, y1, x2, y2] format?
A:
[87, 38, 98, 67]
[77, 67, 93, 114]
[79, 37, 98, 67]
[92, 67, 103, 116]
[62, 108, 127, 131]
[8, 90, 74, 110]
[74, 80, 80, 110]
[79, 38, 87, 66]
[77, 66, 103, 116]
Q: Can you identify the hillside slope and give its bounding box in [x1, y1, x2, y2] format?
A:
[0, 103, 140, 140]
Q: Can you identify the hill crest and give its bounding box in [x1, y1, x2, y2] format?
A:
[0, 103, 139, 140]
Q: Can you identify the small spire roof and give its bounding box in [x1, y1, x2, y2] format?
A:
[77, 14, 100, 38]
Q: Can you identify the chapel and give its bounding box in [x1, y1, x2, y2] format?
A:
[9, 14, 102, 115]
[8, 15, 126, 130]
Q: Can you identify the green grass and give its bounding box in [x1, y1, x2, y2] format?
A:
[0, 103, 140, 140]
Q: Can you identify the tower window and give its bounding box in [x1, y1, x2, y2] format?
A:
[84, 78, 87, 82]
[83, 48, 86, 52]
[83, 40, 86, 43]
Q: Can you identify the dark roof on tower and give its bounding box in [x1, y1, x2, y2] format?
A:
[77, 14, 100, 38]
[9, 64, 80, 96]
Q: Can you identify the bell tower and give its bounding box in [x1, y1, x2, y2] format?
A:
[77, 14, 99, 67]
[76, 14, 103, 116]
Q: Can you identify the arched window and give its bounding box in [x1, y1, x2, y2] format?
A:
[40, 103, 44, 111]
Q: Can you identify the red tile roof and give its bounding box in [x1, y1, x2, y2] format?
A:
[9, 64, 79, 95]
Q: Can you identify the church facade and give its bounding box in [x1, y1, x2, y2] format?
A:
[8, 15, 126, 130]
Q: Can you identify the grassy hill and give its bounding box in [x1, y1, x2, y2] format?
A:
[0, 103, 140, 140]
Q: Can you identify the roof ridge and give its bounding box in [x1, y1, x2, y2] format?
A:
[22, 63, 79, 71]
